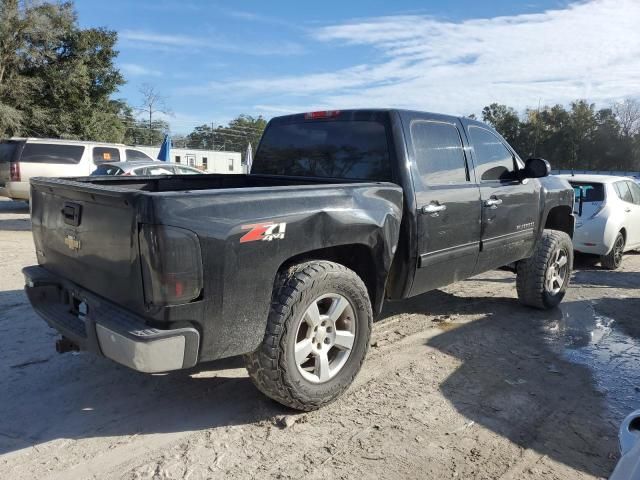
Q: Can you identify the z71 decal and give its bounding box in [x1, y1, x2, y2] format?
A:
[240, 222, 287, 243]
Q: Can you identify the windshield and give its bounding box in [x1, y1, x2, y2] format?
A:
[253, 119, 392, 181]
[570, 182, 605, 202]
[91, 164, 124, 175]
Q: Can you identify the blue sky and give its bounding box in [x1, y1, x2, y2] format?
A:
[74, 0, 640, 134]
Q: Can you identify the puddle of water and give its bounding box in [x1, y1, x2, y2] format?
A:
[543, 300, 640, 418]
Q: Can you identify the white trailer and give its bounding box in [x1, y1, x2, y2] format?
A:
[135, 146, 244, 173]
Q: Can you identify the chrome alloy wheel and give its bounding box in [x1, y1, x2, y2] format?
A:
[545, 248, 569, 295]
[294, 293, 356, 384]
[613, 235, 624, 267]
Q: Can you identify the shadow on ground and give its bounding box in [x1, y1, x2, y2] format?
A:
[0, 288, 286, 456]
[0, 200, 29, 214]
[383, 288, 635, 477]
[0, 199, 31, 231]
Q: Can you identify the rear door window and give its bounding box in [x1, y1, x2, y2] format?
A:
[19, 143, 85, 164]
[93, 147, 120, 163]
[625, 181, 640, 205]
[254, 119, 392, 181]
[468, 127, 516, 182]
[614, 181, 633, 203]
[411, 121, 468, 185]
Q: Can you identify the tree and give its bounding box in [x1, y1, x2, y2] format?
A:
[481, 99, 640, 172]
[613, 99, 640, 138]
[481, 103, 521, 149]
[187, 115, 267, 156]
[0, 0, 125, 141]
[137, 83, 170, 145]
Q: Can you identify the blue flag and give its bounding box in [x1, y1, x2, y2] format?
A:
[157, 134, 171, 162]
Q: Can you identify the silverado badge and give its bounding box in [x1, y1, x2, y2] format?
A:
[64, 234, 81, 251]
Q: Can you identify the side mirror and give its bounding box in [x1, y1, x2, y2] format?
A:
[522, 157, 551, 179]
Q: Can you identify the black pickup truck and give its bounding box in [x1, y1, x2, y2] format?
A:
[23, 109, 575, 410]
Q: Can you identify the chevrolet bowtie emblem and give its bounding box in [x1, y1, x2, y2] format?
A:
[64, 235, 81, 251]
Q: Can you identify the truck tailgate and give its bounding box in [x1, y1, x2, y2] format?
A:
[30, 179, 146, 313]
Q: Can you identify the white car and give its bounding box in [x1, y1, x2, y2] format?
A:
[558, 174, 640, 269]
[91, 161, 204, 176]
[611, 410, 640, 480]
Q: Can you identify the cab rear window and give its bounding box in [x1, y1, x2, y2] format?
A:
[19, 143, 85, 164]
[253, 120, 392, 181]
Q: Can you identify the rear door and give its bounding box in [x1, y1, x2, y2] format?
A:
[617, 181, 640, 248]
[626, 181, 640, 248]
[404, 114, 482, 295]
[464, 123, 539, 273]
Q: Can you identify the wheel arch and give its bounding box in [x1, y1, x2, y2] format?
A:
[276, 244, 382, 315]
[544, 205, 575, 239]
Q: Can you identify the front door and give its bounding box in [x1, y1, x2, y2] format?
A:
[464, 124, 539, 273]
[407, 116, 482, 296]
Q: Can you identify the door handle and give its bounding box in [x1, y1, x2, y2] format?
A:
[625, 208, 631, 213]
[484, 197, 503, 208]
[421, 203, 447, 214]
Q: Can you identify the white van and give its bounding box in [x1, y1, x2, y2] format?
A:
[0, 138, 156, 201]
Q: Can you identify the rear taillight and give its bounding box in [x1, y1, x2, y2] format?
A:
[10, 162, 20, 181]
[139, 224, 203, 306]
[304, 110, 340, 120]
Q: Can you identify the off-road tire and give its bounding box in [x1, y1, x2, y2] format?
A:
[244, 261, 372, 411]
[600, 232, 625, 270]
[516, 229, 573, 309]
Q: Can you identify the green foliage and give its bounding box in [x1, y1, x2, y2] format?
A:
[186, 114, 267, 154]
[0, 0, 125, 141]
[481, 99, 640, 171]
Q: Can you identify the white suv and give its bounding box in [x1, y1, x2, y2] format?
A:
[559, 174, 640, 269]
[0, 138, 154, 201]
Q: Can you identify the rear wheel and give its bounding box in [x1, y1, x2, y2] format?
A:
[516, 229, 573, 309]
[601, 232, 625, 270]
[244, 261, 372, 411]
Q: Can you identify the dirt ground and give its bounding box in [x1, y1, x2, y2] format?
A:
[0, 196, 638, 480]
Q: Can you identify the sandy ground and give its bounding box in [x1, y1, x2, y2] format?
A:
[0, 196, 638, 480]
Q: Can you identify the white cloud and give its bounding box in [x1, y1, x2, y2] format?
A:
[120, 30, 205, 48]
[120, 63, 162, 77]
[119, 30, 304, 56]
[178, 0, 640, 115]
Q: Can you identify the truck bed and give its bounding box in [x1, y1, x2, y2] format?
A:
[28, 173, 404, 361]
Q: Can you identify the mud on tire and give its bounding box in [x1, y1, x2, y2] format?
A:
[244, 260, 372, 411]
[516, 229, 573, 310]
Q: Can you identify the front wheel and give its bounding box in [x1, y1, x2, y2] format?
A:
[516, 229, 573, 309]
[600, 232, 625, 270]
[244, 261, 372, 411]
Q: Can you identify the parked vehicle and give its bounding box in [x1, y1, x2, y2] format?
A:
[91, 161, 204, 176]
[559, 174, 640, 269]
[23, 109, 575, 410]
[610, 410, 640, 480]
[0, 138, 155, 201]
